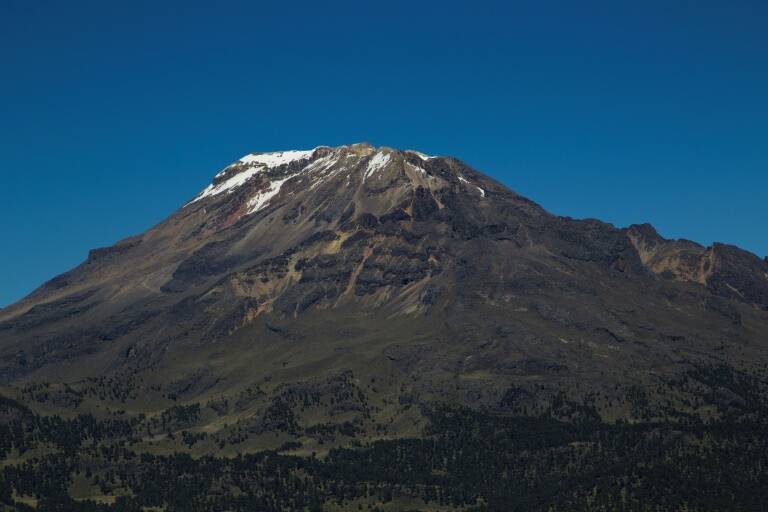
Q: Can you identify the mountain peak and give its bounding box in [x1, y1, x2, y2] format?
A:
[345, 141, 376, 155]
[184, 143, 471, 223]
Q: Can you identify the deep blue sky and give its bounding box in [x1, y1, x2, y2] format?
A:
[1, 1, 766, 307]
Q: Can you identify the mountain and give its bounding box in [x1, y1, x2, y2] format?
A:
[2, 143, 768, 511]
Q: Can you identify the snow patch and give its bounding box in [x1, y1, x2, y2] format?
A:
[190, 167, 263, 204]
[307, 154, 341, 190]
[364, 152, 390, 179]
[407, 162, 427, 175]
[246, 177, 291, 214]
[407, 150, 434, 161]
[305, 153, 338, 174]
[458, 175, 485, 198]
[189, 149, 317, 205]
[239, 149, 315, 168]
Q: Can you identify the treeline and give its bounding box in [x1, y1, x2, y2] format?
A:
[4, 363, 768, 511]
[3, 406, 768, 511]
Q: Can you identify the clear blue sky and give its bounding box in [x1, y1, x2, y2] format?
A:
[1, 1, 766, 307]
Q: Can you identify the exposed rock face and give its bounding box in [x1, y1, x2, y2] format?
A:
[626, 223, 768, 309]
[0, 143, 766, 434]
